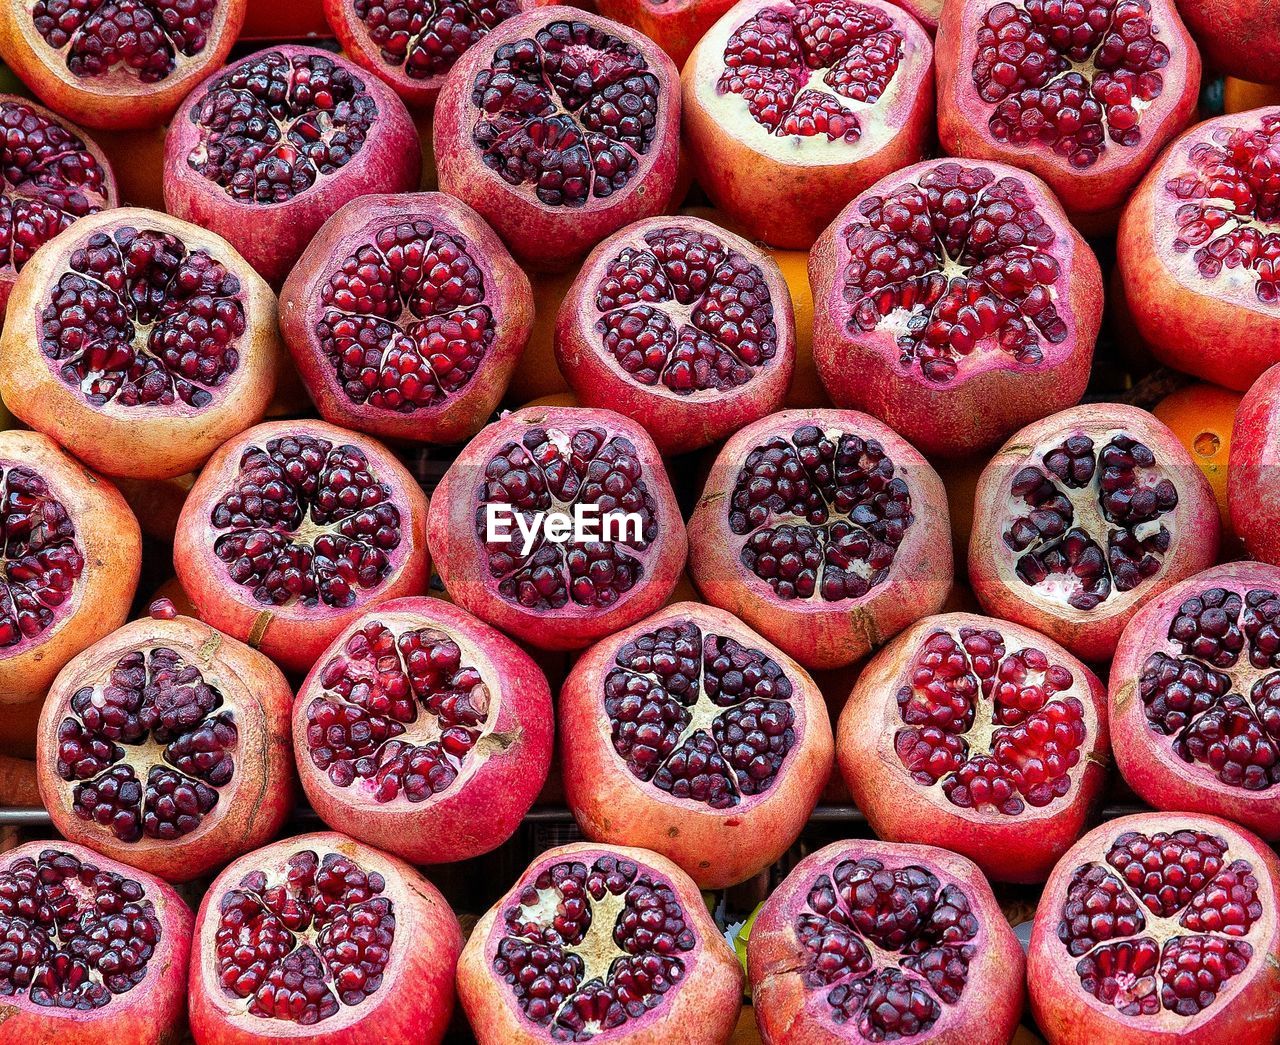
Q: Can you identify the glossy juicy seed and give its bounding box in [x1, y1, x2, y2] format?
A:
[209, 434, 403, 609]
[841, 161, 1067, 381]
[603, 620, 797, 808]
[493, 855, 695, 1038]
[0, 848, 162, 1009]
[305, 619, 491, 802]
[892, 627, 1086, 816]
[54, 646, 238, 843]
[1002, 432, 1177, 611]
[39, 224, 246, 409]
[972, 0, 1170, 168]
[352, 0, 523, 81]
[717, 0, 904, 143]
[470, 20, 661, 206]
[1166, 112, 1280, 304]
[316, 221, 495, 412]
[185, 51, 377, 203]
[215, 849, 394, 1025]
[475, 424, 658, 611]
[31, 0, 219, 82]
[0, 464, 84, 649]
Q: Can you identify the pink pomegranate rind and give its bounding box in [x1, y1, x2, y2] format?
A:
[457, 841, 744, 1044]
[426, 405, 687, 651]
[810, 158, 1103, 459]
[1028, 812, 1280, 1044]
[687, 408, 952, 671]
[294, 597, 554, 865]
[1109, 562, 1280, 841]
[1175, 0, 1280, 86]
[748, 839, 1026, 1045]
[935, 0, 1200, 234]
[279, 192, 534, 445]
[554, 215, 797, 455]
[970, 404, 1220, 662]
[837, 612, 1110, 883]
[163, 45, 422, 287]
[596, 0, 738, 68]
[1231, 363, 1280, 565]
[36, 611, 296, 882]
[433, 7, 682, 272]
[560, 601, 833, 888]
[172, 419, 431, 676]
[0, 840, 193, 1043]
[189, 831, 463, 1045]
[892, 0, 940, 31]
[1119, 108, 1280, 391]
[682, 0, 934, 249]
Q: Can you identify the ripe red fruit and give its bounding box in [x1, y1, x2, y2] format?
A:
[838, 612, 1110, 883]
[0, 430, 141, 707]
[189, 831, 463, 1045]
[36, 602, 295, 882]
[970, 404, 1221, 662]
[0, 0, 246, 130]
[683, 0, 934, 249]
[1176, 0, 1280, 86]
[1231, 363, 1280, 564]
[0, 207, 283, 481]
[458, 842, 744, 1043]
[0, 840, 193, 1042]
[427, 405, 687, 651]
[810, 158, 1103, 459]
[173, 419, 431, 676]
[688, 408, 952, 671]
[597, 0, 737, 68]
[1118, 108, 1280, 390]
[554, 215, 796, 454]
[1029, 812, 1280, 1044]
[280, 192, 534, 445]
[935, 0, 1200, 234]
[748, 839, 1026, 1044]
[433, 7, 682, 271]
[164, 45, 422, 287]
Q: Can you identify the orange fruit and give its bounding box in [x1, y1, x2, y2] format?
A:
[520, 392, 579, 409]
[933, 452, 988, 566]
[1153, 382, 1242, 538]
[1224, 78, 1280, 114]
[507, 269, 575, 405]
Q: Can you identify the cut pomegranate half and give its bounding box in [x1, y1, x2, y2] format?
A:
[683, 0, 934, 249]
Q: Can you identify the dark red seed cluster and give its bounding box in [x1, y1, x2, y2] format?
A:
[352, 0, 523, 80]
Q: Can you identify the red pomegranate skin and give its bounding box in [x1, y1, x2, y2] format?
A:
[164, 45, 422, 287]
[1176, 0, 1280, 85]
[457, 841, 744, 1044]
[0, 840, 194, 1044]
[1231, 362, 1280, 564]
[748, 839, 1026, 1045]
[189, 831, 463, 1045]
[1029, 812, 1280, 1044]
[1119, 107, 1280, 391]
[596, 0, 738, 68]
[294, 596, 554, 865]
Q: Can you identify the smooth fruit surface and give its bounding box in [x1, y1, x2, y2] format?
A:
[1230, 362, 1280, 566]
[1154, 383, 1241, 539]
[1176, 0, 1280, 86]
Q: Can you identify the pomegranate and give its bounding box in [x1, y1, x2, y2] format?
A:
[172, 419, 431, 676]
[935, 0, 1200, 235]
[1029, 812, 1280, 1044]
[1118, 107, 1280, 391]
[893, 0, 940, 32]
[810, 158, 1103, 459]
[0, 430, 141, 708]
[748, 839, 1025, 1044]
[682, 0, 934, 249]
[189, 831, 463, 1045]
[596, 0, 737, 68]
[0, 207, 283, 482]
[163, 45, 422, 287]
[279, 192, 533, 446]
[433, 7, 682, 272]
[1231, 363, 1280, 565]
[1175, 0, 1280, 86]
[35, 601, 295, 883]
[294, 597, 553, 864]
[969, 404, 1220, 663]
[0, 0, 245, 131]
[427, 405, 686, 651]
[560, 601, 832, 888]
[457, 841, 743, 1043]
[0, 840, 193, 1043]
[554, 215, 796, 454]
[837, 612, 1110, 883]
[687, 408, 952, 671]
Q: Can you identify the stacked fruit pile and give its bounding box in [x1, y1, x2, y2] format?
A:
[0, 0, 1278, 1041]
